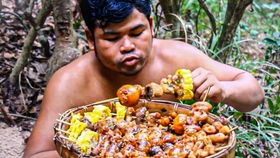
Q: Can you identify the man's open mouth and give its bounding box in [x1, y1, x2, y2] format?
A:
[122, 56, 139, 66]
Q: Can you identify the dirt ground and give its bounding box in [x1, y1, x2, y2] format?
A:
[0, 122, 25, 158]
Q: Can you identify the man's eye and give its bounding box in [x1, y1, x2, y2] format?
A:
[105, 37, 119, 41]
[131, 31, 143, 37]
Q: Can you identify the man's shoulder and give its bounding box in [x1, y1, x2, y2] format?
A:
[153, 38, 211, 70]
[47, 53, 97, 91]
[156, 38, 191, 46]
[154, 39, 200, 60]
[65, 53, 95, 72]
[44, 53, 100, 107]
[155, 39, 199, 55]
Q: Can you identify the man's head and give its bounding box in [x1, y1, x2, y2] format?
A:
[80, 0, 152, 31]
[80, 0, 154, 76]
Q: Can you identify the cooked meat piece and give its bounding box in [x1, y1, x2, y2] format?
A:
[159, 116, 171, 126]
[146, 112, 161, 127]
[148, 127, 163, 146]
[192, 101, 213, 113]
[202, 123, 217, 134]
[135, 107, 147, 123]
[149, 146, 163, 156]
[136, 139, 151, 153]
[162, 133, 176, 144]
[145, 82, 164, 98]
[219, 125, 231, 135]
[209, 133, 228, 143]
[91, 135, 109, 156]
[162, 143, 174, 151]
[105, 143, 119, 157]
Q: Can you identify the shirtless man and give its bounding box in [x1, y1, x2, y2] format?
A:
[23, 0, 264, 157]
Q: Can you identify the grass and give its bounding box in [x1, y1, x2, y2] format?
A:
[212, 104, 280, 158]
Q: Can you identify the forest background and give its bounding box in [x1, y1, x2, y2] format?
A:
[0, 0, 279, 157]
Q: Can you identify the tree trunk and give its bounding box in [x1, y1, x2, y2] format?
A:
[45, 0, 81, 80]
[159, 0, 184, 39]
[216, 0, 253, 62]
[9, 0, 52, 84]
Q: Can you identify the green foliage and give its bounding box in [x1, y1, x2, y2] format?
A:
[267, 88, 280, 115]
[180, 99, 196, 105]
[263, 32, 280, 62]
[73, 19, 82, 30]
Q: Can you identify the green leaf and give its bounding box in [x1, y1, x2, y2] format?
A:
[240, 23, 248, 30]
[276, 96, 280, 109]
[263, 37, 277, 45]
[181, 99, 195, 105]
[267, 98, 275, 113]
[268, 68, 277, 74]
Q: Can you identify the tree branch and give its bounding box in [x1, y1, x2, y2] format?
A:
[195, 7, 202, 36]
[197, 0, 217, 34]
[9, 0, 52, 84]
[197, 0, 217, 46]
[24, 0, 36, 28]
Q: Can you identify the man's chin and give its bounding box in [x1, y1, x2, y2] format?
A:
[120, 67, 143, 76]
[121, 70, 140, 76]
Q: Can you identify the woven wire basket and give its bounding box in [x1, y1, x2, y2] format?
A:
[54, 98, 236, 158]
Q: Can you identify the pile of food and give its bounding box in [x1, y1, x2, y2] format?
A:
[55, 100, 235, 158]
[54, 69, 236, 158]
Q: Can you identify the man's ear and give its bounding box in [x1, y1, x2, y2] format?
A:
[85, 28, 95, 51]
[149, 17, 155, 37]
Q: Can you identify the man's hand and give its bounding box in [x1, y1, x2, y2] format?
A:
[192, 67, 226, 103]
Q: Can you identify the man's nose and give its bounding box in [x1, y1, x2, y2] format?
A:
[120, 36, 135, 53]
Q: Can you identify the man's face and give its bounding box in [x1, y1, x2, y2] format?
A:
[93, 9, 153, 75]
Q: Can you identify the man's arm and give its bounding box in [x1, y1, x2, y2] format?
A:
[192, 66, 264, 112]
[178, 43, 264, 112]
[23, 70, 79, 158]
[218, 71, 265, 112]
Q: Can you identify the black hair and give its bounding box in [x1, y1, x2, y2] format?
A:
[79, 0, 152, 30]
